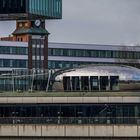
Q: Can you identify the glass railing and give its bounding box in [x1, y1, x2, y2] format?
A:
[0, 117, 139, 125]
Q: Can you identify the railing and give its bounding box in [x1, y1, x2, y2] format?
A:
[0, 117, 139, 125]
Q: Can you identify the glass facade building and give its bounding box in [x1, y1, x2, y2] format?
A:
[0, 42, 140, 70]
[48, 47, 140, 69]
[0, 0, 62, 20]
[0, 42, 140, 92]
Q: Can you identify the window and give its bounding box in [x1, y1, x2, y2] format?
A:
[48, 48, 140, 60]
[63, 49, 69, 56]
[106, 51, 112, 58]
[99, 51, 105, 58]
[85, 50, 91, 57]
[3, 60, 10, 67]
[48, 48, 51, 55]
[76, 50, 83, 57]
[69, 49, 76, 56]
[113, 51, 119, 58]
[12, 60, 27, 68]
[91, 50, 98, 57]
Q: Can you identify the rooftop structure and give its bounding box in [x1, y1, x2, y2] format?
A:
[51, 65, 140, 92]
[55, 65, 140, 81]
[0, 0, 62, 20]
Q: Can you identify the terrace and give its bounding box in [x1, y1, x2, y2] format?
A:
[0, 91, 139, 97]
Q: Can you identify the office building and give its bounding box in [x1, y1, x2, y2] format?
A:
[0, 41, 139, 72]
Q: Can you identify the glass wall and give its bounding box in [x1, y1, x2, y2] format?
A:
[0, 46, 28, 55]
[29, 0, 62, 19]
[0, 59, 27, 68]
[48, 61, 119, 69]
[0, 103, 139, 125]
[48, 48, 140, 69]
[0, 69, 48, 91]
[0, 0, 26, 14]
[48, 48, 140, 59]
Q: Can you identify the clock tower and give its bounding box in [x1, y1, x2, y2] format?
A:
[12, 20, 50, 70]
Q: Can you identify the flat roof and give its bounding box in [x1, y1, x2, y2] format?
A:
[0, 41, 139, 52]
[48, 42, 140, 51]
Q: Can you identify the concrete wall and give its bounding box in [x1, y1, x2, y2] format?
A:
[0, 125, 139, 138]
[0, 96, 140, 104]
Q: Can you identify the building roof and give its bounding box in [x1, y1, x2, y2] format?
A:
[55, 65, 140, 81]
[13, 27, 50, 35]
[48, 42, 140, 51]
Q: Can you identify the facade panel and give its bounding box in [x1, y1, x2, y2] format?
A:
[0, 0, 62, 20]
[29, 0, 62, 19]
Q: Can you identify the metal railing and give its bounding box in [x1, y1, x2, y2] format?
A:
[0, 117, 139, 125]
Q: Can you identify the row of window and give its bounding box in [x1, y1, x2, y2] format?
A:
[0, 104, 138, 118]
[48, 61, 140, 69]
[48, 61, 95, 69]
[48, 48, 140, 59]
[0, 79, 31, 91]
[0, 46, 28, 55]
[48, 61, 122, 69]
[0, 60, 137, 69]
[0, 59, 88, 69]
[0, 59, 27, 68]
[0, 46, 140, 59]
[0, 0, 26, 13]
[0, 59, 137, 69]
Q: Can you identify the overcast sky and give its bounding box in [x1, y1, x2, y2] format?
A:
[0, 0, 140, 45]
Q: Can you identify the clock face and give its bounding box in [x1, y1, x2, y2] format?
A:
[35, 20, 41, 27]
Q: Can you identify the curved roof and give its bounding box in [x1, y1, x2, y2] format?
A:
[55, 65, 140, 81]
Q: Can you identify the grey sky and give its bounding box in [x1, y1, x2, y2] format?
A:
[0, 0, 140, 45]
